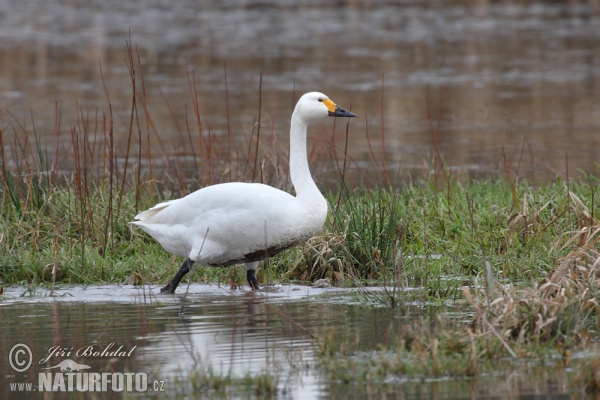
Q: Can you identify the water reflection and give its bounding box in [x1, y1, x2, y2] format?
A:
[0, 284, 357, 398]
[0, 284, 589, 398]
[0, 1, 599, 185]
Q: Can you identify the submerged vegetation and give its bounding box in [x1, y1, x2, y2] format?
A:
[2, 43, 600, 395]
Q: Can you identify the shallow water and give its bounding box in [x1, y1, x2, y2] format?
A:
[1, 1, 599, 184]
[0, 284, 592, 398]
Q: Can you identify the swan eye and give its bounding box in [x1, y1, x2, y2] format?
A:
[318, 99, 323, 102]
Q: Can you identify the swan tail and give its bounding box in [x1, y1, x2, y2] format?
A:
[132, 200, 175, 221]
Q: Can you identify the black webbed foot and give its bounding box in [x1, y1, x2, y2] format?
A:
[160, 282, 176, 294]
[246, 269, 259, 291]
[160, 258, 194, 294]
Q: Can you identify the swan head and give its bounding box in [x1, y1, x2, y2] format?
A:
[294, 92, 356, 123]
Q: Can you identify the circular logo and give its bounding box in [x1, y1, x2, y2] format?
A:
[9, 343, 32, 372]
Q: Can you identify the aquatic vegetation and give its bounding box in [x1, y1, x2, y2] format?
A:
[314, 190, 600, 392]
[1, 43, 600, 396]
[169, 363, 281, 398]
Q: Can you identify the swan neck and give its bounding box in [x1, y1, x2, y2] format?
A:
[289, 112, 321, 199]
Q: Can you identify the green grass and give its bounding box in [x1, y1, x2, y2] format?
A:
[0, 170, 595, 292]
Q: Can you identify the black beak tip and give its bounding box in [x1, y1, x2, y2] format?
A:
[329, 108, 357, 118]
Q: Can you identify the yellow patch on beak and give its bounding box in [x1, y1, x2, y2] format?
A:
[322, 99, 336, 113]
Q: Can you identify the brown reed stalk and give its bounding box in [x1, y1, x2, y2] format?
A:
[248, 290, 317, 339]
[70, 127, 86, 271]
[76, 104, 90, 204]
[585, 172, 599, 227]
[265, 87, 278, 186]
[91, 110, 100, 178]
[115, 37, 138, 221]
[0, 125, 14, 225]
[501, 146, 519, 209]
[80, 112, 93, 239]
[135, 45, 154, 189]
[328, 117, 340, 174]
[224, 61, 233, 182]
[504, 138, 527, 203]
[499, 112, 519, 209]
[83, 111, 98, 238]
[252, 73, 263, 183]
[105, 107, 114, 260]
[207, 121, 213, 185]
[234, 147, 241, 184]
[155, 86, 181, 175]
[185, 58, 204, 186]
[244, 118, 256, 181]
[21, 128, 31, 181]
[192, 73, 203, 185]
[515, 139, 526, 180]
[566, 153, 572, 224]
[0, 127, 6, 194]
[128, 44, 144, 214]
[467, 193, 493, 298]
[333, 149, 370, 187]
[50, 103, 62, 185]
[425, 93, 438, 188]
[168, 132, 185, 194]
[100, 112, 107, 182]
[307, 121, 326, 172]
[380, 74, 391, 188]
[184, 104, 198, 178]
[21, 133, 35, 218]
[335, 107, 353, 208]
[425, 89, 449, 190]
[100, 60, 115, 258]
[365, 114, 384, 179]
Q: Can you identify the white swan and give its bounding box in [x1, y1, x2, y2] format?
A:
[131, 92, 356, 293]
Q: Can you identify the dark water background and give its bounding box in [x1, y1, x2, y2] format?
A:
[1, 0, 599, 185]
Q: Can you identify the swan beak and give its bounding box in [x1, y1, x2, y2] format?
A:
[328, 105, 357, 118]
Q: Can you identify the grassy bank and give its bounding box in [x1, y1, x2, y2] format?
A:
[0, 165, 597, 293]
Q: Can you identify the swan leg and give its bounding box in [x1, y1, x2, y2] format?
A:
[245, 261, 259, 291]
[160, 258, 195, 294]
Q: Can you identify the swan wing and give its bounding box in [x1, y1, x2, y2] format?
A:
[132, 182, 295, 226]
[133, 200, 177, 221]
[131, 182, 324, 262]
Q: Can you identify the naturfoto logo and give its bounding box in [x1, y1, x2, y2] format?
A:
[40, 359, 91, 372]
[8, 343, 165, 393]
